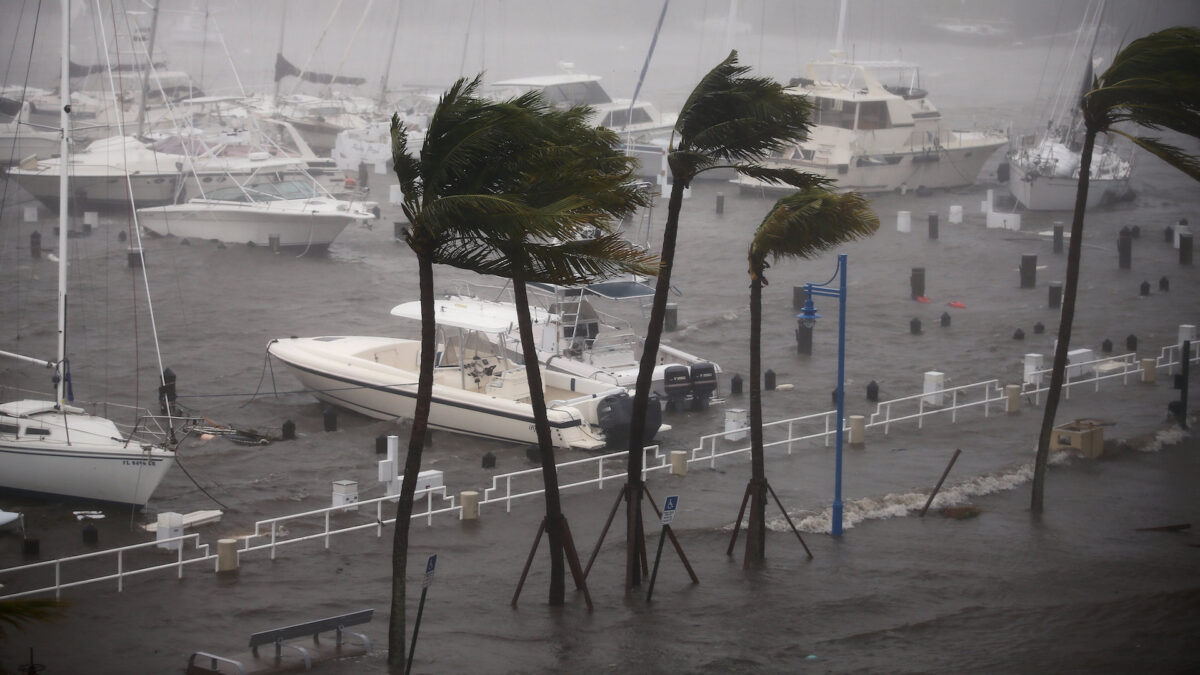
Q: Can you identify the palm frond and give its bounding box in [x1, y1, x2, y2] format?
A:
[748, 189, 879, 281]
[1085, 27, 1200, 142]
[390, 113, 422, 209]
[732, 164, 833, 190]
[1112, 131, 1200, 182]
[0, 597, 67, 640]
[670, 50, 813, 183]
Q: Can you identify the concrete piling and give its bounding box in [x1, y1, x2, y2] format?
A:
[1005, 384, 1021, 414]
[1053, 222, 1064, 253]
[910, 267, 925, 299]
[461, 491, 480, 520]
[1049, 282, 1062, 308]
[670, 450, 689, 475]
[848, 415, 866, 447]
[928, 212, 939, 239]
[1181, 233, 1193, 266]
[1118, 228, 1132, 269]
[217, 539, 239, 573]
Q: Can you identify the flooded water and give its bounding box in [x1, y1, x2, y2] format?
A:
[3, 6, 1200, 673]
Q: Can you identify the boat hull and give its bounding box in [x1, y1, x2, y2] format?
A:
[10, 169, 182, 208]
[137, 201, 360, 248]
[735, 136, 1004, 195]
[267, 335, 640, 450]
[1007, 161, 1132, 211]
[0, 403, 174, 506]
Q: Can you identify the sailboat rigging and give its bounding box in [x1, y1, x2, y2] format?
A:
[0, 0, 179, 507]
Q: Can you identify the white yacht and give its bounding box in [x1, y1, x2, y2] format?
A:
[734, 58, 1007, 195]
[267, 297, 666, 451]
[489, 68, 677, 179]
[1, 99, 60, 163]
[137, 175, 376, 250]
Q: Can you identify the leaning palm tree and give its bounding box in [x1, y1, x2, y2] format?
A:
[438, 104, 656, 606]
[741, 187, 878, 564]
[386, 76, 557, 672]
[1032, 27, 1200, 513]
[616, 50, 822, 591]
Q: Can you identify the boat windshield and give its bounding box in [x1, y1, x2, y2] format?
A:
[205, 179, 318, 202]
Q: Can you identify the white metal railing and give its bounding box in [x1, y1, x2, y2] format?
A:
[867, 379, 1005, 434]
[5, 337, 1195, 598]
[0, 534, 213, 600]
[1023, 352, 1153, 404]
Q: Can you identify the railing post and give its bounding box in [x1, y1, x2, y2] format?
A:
[116, 552, 123, 593]
[506, 476, 513, 513]
[918, 399, 925, 429]
[787, 421, 795, 454]
[324, 512, 331, 549]
[951, 389, 958, 423]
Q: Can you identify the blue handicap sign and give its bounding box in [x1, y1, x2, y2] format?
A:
[661, 495, 679, 525]
[423, 554, 437, 588]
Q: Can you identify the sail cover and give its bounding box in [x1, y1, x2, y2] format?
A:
[274, 53, 366, 86]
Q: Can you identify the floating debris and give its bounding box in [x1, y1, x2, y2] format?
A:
[939, 505, 981, 520]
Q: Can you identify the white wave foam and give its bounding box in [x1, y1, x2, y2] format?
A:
[771, 450, 1074, 535]
[1136, 426, 1189, 453]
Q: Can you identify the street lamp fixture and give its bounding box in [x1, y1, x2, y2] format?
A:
[796, 253, 848, 536]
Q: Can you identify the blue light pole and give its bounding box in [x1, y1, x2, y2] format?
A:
[797, 253, 848, 536]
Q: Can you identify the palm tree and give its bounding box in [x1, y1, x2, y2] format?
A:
[1031, 27, 1200, 513]
[386, 76, 556, 672]
[0, 597, 65, 675]
[387, 78, 655, 666]
[618, 50, 821, 591]
[742, 188, 878, 564]
[438, 104, 656, 606]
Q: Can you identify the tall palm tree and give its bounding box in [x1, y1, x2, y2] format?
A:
[1031, 27, 1200, 513]
[438, 103, 656, 605]
[743, 188, 878, 563]
[620, 50, 821, 590]
[386, 76, 556, 672]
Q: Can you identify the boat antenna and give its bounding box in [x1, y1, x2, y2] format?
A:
[55, 0, 71, 409]
[379, 1, 404, 107]
[833, 0, 848, 60]
[626, 0, 669, 132]
[134, 0, 160, 138]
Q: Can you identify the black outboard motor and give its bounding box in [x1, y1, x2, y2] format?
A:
[662, 365, 691, 412]
[596, 391, 633, 449]
[642, 394, 663, 445]
[689, 362, 718, 410]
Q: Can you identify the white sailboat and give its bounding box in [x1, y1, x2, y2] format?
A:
[267, 297, 667, 451]
[1005, 0, 1132, 211]
[0, 1, 175, 508]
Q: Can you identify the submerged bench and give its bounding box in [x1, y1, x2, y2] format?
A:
[186, 608, 373, 674]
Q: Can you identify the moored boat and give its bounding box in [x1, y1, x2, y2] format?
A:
[267, 297, 666, 451]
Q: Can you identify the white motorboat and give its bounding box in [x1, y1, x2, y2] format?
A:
[451, 280, 720, 409]
[0, 2, 176, 508]
[733, 57, 1007, 195]
[137, 175, 376, 250]
[267, 297, 666, 451]
[1, 98, 60, 164]
[6, 134, 311, 209]
[1005, 0, 1132, 211]
[489, 67, 678, 179]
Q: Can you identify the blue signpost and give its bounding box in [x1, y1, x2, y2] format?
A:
[646, 495, 679, 601]
[406, 554, 437, 675]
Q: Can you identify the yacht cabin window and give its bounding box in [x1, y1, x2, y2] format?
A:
[540, 81, 612, 107]
[601, 107, 653, 128]
[813, 97, 857, 130]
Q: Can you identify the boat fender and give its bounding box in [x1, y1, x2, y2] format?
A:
[947, 301, 966, 309]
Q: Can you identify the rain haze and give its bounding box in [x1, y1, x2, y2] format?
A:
[2, 1, 1199, 673]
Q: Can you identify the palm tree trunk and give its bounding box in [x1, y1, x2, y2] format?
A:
[512, 277, 567, 605]
[388, 250, 436, 673]
[625, 179, 685, 585]
[1031, 129, 1096, 514]
[747, 274, 767, 563]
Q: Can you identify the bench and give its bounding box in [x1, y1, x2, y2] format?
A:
[186, 609, 373, 674]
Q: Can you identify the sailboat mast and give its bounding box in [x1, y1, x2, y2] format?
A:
[56, 0, 70, 408]
[379, 1, 404, 107]
[135, 0, 161, 138]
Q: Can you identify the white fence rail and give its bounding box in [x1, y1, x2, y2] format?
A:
[3, 340, 1196, 599]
